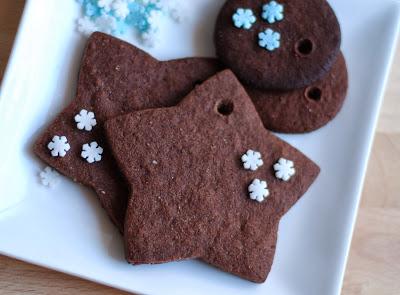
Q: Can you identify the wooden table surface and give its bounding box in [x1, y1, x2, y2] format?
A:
[1, 1, 399, 294]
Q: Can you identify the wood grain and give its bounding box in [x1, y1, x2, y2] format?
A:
[0, 1, 399, 294]
[0, 256, 129, 295]
[0, 0, 25, 80]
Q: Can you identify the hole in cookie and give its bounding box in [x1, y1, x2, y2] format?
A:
[305, 87, 322, 101]
[217, 100, 234, 116]
[296, 39, 314, 56]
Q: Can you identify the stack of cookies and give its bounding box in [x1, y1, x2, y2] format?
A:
[34, 0, 347, 283]
[216, 0, 348, 133]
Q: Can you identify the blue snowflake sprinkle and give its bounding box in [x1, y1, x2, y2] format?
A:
[232, 8, 256, 30]
[75, 0, 184, 47]
[85, 2, 101, 17]
[258, 28, 281, 51]
[262, 1, 284, 24]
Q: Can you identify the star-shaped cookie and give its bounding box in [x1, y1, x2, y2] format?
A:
[34, 32, 223, 230]
[105, 70, 320, 282]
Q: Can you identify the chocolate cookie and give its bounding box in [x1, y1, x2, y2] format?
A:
[34, 32, 223, 230]
[247, 52, 348, 133]
[215, 0, 341, 90]
[105, 70, 320, 282]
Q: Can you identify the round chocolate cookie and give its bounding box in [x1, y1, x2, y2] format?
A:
[215, 0, 341, 90]
[246, 52, 348, 133]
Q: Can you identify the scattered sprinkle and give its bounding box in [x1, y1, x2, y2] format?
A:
[77, 16, 99, 35]
[39, 166, 61, 187]
[76, 0, 187, 47]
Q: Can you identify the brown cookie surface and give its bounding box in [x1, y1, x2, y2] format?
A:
[105, 70, 320, 282]
[34, 32, 223, 230]
[215, 0, 341, 90]
[247, 52, 348, 133]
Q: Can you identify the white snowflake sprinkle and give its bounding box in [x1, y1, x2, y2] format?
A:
[48, 136, 71, 157]
[248, 179, 270, 203]
[274, 158, 295, 181]
[141, 30, 159, 47]
[241, 150, 263, 171]
[142, 0, 162, 8]
[112, 0, 130, 20]
[81, 142, 104, 163]
[77, 16, 99, 36]
[147, 9, 163, 32]
[74, 109, 97, 131]
[95, 15, 117, 34]
[160, 0, 187, 23]
[39, 166, 60, 187]
[169, 7, 186, 23]
[97, 0, 114, 12]
[75, 0, 185, 48]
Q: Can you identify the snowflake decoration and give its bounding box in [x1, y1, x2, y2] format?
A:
[274, 158, 296, 181]
[48, 136, 71, 157]
[85, 2, 99, 17]
[241, 150, 263, 171]
[96, 14, 118, 34]
[232, 8, 256, 30]
[76, 0, 187, 47]
[77, 16, 99, 35]
[81, 142, 104, 163]
[112, 0, 130, 20]
[262, 1, 284, 24]
[39, 166, 61, 187]
[165, 0, 187, 23]
[74, 109, 97, 131]
[258, 28, 281, 51]
[141, 30, 158, 47]
[97, 0, 114, 12]
[147, 9, 163, 31]
[248, 179, 270, 203]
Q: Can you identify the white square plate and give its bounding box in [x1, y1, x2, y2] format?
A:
[1, 0, 399, 294]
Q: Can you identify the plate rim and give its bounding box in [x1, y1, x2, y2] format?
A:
[334, 1, 400, 293]
[0, 0, 30, 97]
[1, 0, 400, 294]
